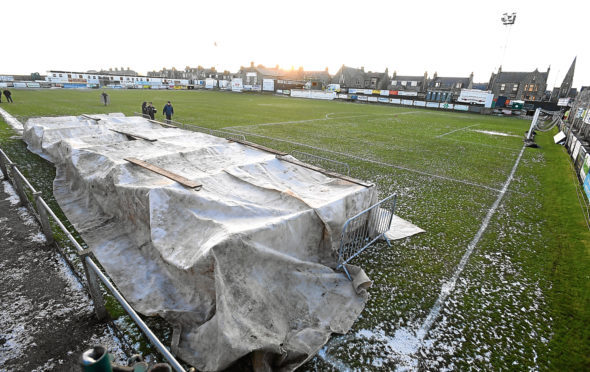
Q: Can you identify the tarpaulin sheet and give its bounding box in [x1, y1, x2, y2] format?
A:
[23, 114, 378, 371]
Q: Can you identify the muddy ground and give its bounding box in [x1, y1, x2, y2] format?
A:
[0, 176, 129, 371]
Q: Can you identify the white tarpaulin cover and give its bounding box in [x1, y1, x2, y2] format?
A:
[22, 114, 382, 371]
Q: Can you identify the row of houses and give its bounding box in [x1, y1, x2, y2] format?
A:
[0, 57, 577, 106]
[147, 57, 577, 103]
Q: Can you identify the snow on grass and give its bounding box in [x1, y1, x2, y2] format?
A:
[3, 180, 20, 206]
[472, 129, 521, 138]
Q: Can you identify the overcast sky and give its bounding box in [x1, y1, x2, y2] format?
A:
[4, 0, 588, 89]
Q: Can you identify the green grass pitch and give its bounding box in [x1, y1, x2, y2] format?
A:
[0, 89, 588, 370]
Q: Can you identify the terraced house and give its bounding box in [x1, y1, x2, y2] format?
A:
[488, 65, 550, 101]
[332, 65, 389, 90]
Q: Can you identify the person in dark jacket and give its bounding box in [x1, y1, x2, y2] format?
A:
[162, 101, 174, 123]
[3, 90, 13, 103]
[146, 102, 156, 120]
[101, 91, 108, 106]
[141, 101, 147, 117]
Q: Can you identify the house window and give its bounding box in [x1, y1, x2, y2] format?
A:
[512, 84, 518, 92]
[68, 74, 72, 78]
[401, 81, 407, 86]
[53, 73, 56, 77]
[411, 81, 418, 87]
[392, 80, 397, 85]
[435, 82, 441, 88]
[500, 83, 506, 91]
[455, 82, 462, 89]
[79, 75, 83, 78]
[371, 77, 377, 87]
[59, 74, 62, 77]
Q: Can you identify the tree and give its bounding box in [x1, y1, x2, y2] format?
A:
[30, 72, 41, 81]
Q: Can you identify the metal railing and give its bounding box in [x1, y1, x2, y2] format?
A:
[291, 150, 351, 176]
[133, 113, 246, 142]
[0, 147, 186, 372]
[336, 193, 397, 280]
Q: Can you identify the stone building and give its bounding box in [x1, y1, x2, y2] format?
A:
[236, 62, 296, 87]
[331, 65, 389, 90]
[487, 66, 550, 101]
[303, 68, 332, 90]
[95, 67, 138, 76]
[554, 57, 577, 102]
[388, 71, 428, 93]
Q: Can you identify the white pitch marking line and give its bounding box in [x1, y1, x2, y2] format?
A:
[318, 144, 527, 370]
[226, 111, 420, 130]
[416, 143, 527, 340]
[436, 123, 480, 138]
[227, 128, 507, 193]
[438, 137, 521, 152]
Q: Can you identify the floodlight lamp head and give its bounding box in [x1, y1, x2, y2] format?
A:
[501, 12, 516, 25]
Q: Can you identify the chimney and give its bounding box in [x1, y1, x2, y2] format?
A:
[325, 66, 329, 72]
[393, 70, 397, 79]
[360, 66, 364, 72]
[250, 61, 254, 68]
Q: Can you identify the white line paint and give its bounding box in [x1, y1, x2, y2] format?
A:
[416, 143, 526, 339]
[0, 107, 24, 133]
[436, 124, 480, 138]
[438, 137, 521, 152]
[319, 144, 527, 370]
[227, 128, 507, 193]
[226, 111, 420, 130]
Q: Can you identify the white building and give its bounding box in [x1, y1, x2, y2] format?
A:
[45, 70, 189, 88]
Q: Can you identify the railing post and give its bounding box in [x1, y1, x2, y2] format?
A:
[0, 151, 9, 180]
[33, 192, 54, 244]
[9, 164, 29, 207]
[80, 252, 109, 321]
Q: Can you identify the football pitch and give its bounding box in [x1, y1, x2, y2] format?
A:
[1, 89, 588, 370]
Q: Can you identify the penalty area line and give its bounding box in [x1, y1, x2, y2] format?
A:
[416, 143, 527, 341]
[436, 123, 480, 138]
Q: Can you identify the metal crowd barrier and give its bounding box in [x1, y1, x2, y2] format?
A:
[291, 150, 351, 176]
[0, 147, 186, 372]
[336, 193, 397, 280]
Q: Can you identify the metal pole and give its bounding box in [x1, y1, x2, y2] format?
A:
[33, 192, 54, 244]
[81, 253, 109, 321]
[9, 164, 29, 207]
[527, 108, 541, 140]
[0, 149, 10, 180]
[86, 258, 186, 372]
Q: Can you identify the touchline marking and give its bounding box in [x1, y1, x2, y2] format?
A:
[318, 144, 527, 370]
[436, 123, 480, 138]
[437, 137, 521, 152]
[227, 129, 508, 193]
[225, 111, 420, 130]
[416, 143, 527, 340]
[0, 107, 24, 133]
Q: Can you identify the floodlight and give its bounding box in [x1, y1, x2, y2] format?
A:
[501, 12, 517, 25]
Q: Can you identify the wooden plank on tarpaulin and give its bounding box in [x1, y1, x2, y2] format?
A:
[124, 157, 202, 190]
